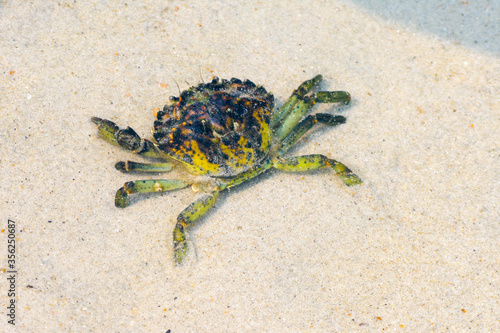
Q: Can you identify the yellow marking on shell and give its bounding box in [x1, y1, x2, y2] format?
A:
[219, 135, 254, 167]
[181, 140, 220, 175]
[253, 108, 271, 153]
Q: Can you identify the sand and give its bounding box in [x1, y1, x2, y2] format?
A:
[1, 1, 498, 331]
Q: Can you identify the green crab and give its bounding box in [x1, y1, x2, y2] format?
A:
[92, 75, 362, 264]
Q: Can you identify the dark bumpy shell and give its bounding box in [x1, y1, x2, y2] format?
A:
[153, 77, 274, 177]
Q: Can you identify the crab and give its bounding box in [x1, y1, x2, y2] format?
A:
[92, 75, 362, 264]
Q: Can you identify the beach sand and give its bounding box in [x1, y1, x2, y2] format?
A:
[1, 1, 498, 331]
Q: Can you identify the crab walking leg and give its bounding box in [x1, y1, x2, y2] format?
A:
[114, 161, 173, 173]
[271, 75, 323, 128]
[115, 179, 189, 208]
[222, 162, 273, 190]
[173, 190, 219, 264]
[278, 113, 346, 155]
[172, 163, 273, 264]
[276, 91, 351, 141]
[273, 155, 362, 186]
[91, 117, 161, 158]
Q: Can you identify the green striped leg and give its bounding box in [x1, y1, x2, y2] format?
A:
[173, 162, 274, 264]
[114, 161, 173, 173]
[115, 179, 189, 208]
[173, 191, 219, 264]
[275, 90, 351, 141]
[271, 75, 323, 129]
[273, 154, 362, 186]
[278, 113, 346, 155]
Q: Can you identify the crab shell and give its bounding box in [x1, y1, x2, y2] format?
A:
[153, 78, 274, 177]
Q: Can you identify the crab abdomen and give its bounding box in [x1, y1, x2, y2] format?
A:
[153, 78, 274, 177]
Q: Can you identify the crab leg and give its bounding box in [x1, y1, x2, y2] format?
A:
[275, 91, 350, 141]
[173, 190, 219, 264]
[114, 161, 173, 173]
[220, 163, 273, 190]
[273, 154, 362, 186]
[278, 113, 346, 155]
[115, 179, 189, 208]
[271, 75, 323, 128]
[91, 117, 161, 158]
[172, 162, 275, 264]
